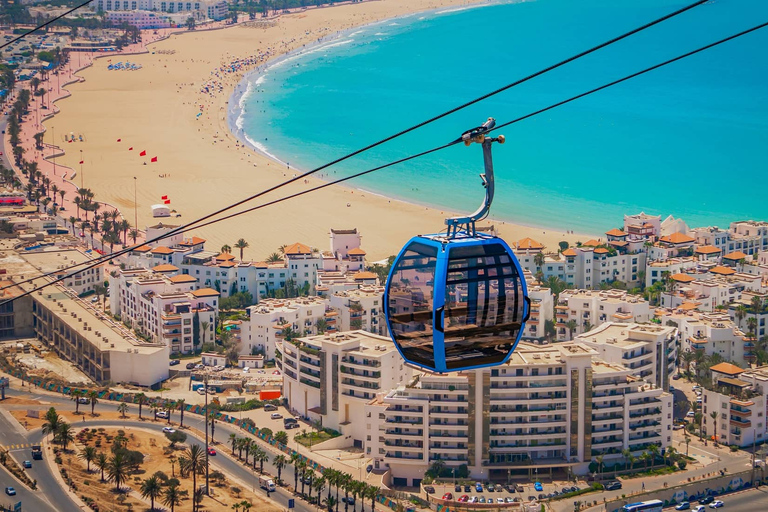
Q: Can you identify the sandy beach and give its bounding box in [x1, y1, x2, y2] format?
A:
[47, 0, 597, 261]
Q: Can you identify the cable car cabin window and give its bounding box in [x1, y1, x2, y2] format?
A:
[443, 243, 524, 370]
[387, 242, 437, 369]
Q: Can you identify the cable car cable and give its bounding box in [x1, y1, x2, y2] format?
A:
[0, 0, 707, 294]
[3, 14, 764, 304]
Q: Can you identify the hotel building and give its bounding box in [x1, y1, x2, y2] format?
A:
[556, 289, 650, 341]
[328, 286, 386, 336]
[365, 342, 672, 484]
[279, 331, 413, 447]
[92, 0, 228, 21]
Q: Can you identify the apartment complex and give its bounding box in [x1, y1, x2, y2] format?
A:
[691, 221, 768, 257]
[328, 286, 386, 336]
[21, 248, 103, 297]
[661, 310, 752, 367]
[92, 0, 228, 21]
[365, 342, 672, 484]
[522, 283, 554, 342]
[109, 267, 218, 354]
[279, 331, 413, 447]
[575, 323, 676, 391]
[702, 364, 768, 448]
[243, 297, 336, 360]
[556, 289, 650, 341]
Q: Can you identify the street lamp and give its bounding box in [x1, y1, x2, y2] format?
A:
[204, 373, 210, 495]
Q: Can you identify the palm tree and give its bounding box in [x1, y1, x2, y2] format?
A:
[200, 320, 210, 347]
[56, 422, 74, 450]
[533, 251, 545, 272]
[313, 476, 326, 505]
[274, 454, 287, 485]
[266, 252, 282, 263]
[243, 439, 252, 465]
[117, 402, 128, 418]
[180, 444, 207, 512]
[164, 399, 175, 424]
[710, 411, 720, 445]
[59, 189, 66, 207]
[86, 390, 99, 415]
[136, 393, 146, 420]
[735, 304, 749, 329]
[299, 461, 308, 495]
[255, 447, 269, 474]
[342, 473, 354, 512]
[666, 446, 678, 467]
[648, 443, 660, 468]
[221, 244, 232, 254]
[291, 453, 301, 492]
[42, 408, 62, 441]
[71, 390, 84, 414]
[163, 482, 183, 512]
[274, 431, 289, 445]
[640, 451, 651, 471]
[365, 483, 379, 512]
[140, 475, 162, 510]
[565, 319, 577, 340]
[234, 238, 249, 261]
[684, 434, 691, 456]
[229, 434, 238, 455]
[595, 454, 604, 475]
[324, 496, 338, 512]
[78, 446, 97, 472]
[178, 398, 186, 427]
[107, 452, 129, 491]
[129, 229, 139, 244]
[92, 450, 108, 481]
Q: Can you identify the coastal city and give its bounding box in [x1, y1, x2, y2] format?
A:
[1, 1, 768, 512]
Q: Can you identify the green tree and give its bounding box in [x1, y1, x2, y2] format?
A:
[140, 475, 162, 510]
[136, 393, 146, 419]
[79, 446, 97, 472]
[117, 402, 128, 418]
[163, 482, 183, 512]
[234, 238, 250, 261]
[254, 447, 269, 474]
[71, 390, 85, 414]
[107, 452, 130, 491]
[710, 411, 720, 445]
[565, 319, 577, 340]
[180, 444, 207, 511]
[56, 422, 74, 450]
[87, 390, 99, 415]
[273, 454, 287, 485]
[274, 431, 289, 445]
[193, 310, 201, 348]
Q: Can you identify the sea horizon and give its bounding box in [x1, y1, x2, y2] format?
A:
[229, 0, 768, 236]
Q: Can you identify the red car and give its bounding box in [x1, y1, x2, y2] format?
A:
[458, 495, 469, 503]
[207, 448, 216, 456]
[442, 493, 453, 501]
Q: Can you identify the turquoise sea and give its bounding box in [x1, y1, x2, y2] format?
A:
[231, 0, 768, 234]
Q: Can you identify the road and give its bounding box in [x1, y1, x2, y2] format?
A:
[2, 386, 359, 512]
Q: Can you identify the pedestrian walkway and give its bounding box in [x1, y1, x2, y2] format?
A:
[0, 442, 33, 451]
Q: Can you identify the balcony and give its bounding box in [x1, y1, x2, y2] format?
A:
[385, 418, 423, 425]
[385, 453, 424, 461]
[300, 356, 320, 367]
[341, 356, 381, 368]
[730, 417, 751, 427]
[340, 365, 380, 379]
[300, 377, 320, 389]
[384, 440, 423, 448]
[341, 378, 379, 390]
[299, 366, 321, 379]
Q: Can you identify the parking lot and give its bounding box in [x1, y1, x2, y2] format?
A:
[424, 479, 588, 505]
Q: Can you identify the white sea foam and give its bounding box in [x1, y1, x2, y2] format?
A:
[245, 135, 290, 167]
[374, 32, 387, 36]
[268, 38, 355, 70]
[436, 3, 494, 15]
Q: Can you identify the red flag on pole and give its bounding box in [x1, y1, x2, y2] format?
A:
[129, 147, 133, 151]
[163, 200, 171, 204]
[140, 150, 147, 156]
[161, 195, 168, 200]
[151, 156, 158, 163]
[79, 160, 84, 164]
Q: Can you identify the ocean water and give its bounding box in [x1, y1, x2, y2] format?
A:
[233, 0, 768, 234]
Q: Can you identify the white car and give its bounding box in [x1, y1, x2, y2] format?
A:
[686, 411, 695, 418]
[270, 412, 283, 419]
[156, 411, 169, 419]
[468, 497, 478, 504]
[197, 388, 206, 395]
[162, 427, 175, 434]
[708, 501, 724, 509]
[693, 506, 706, 512]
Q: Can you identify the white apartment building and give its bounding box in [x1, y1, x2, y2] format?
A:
[279, 331, 413, 447]
[662, 310, 751, 367]
[624, 212, 662, 239]
[646, 257, 698, 288]
[328, 286, 386, 337]
[109, 267, 218, 354]
[323, 228, 366, 273]
[662, 271, 762, 312]
[21, 248, 103, 297]
[729, 292, 768, 340]
[702, 364, 768, 448]
[243, 296, 336, 360]
[522, 284, 554, 342]
[105, 10, 170, 28]
[93, 0, 228, 21]
[576, 323, 676, 391]
[690, 221, 768, 257]
[366, 342, 672, 485]
[556, 290, 650, 341]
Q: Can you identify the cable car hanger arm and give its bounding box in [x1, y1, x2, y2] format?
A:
[446, 118, 505, 238]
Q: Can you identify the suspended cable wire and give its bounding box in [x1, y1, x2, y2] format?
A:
[0, 0, 96, 51]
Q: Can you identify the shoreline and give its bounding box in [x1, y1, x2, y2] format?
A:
[46, 0, 597, 260]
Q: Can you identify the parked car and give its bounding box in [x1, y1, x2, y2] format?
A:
[270, 412, 283, 419]
[676, 502, 691, 510]
[264, 404, 278, 411]
[534, 482, 543, 492]
[708, 500, 724, 509]
[5, 487, 15, 496]
[687, 411, 695, 418]
[342, 497, 355, 505]
[197, 388, 206, 395]
[469, 496, 478, 504]
[169, 359, 180, 366]
[186, 362, 196, 369]
[458, 495, 469, 503]
[515, 484, 525, 493]
[22, 460, 31, 468]
[673, 373, 681, 380]
[442, 493, 453, 501]
[423, 486, 435, 494]
[156, 411, 169, 419]
[604, 480, 622, 491]
[285, 422, 300, 429]
[505, 497, 514, 503]
[208, 448, 216, 456]
[539, 494, 547, 501]
[692, 506, 706, 512]
[475, 482, 483, 493]
[478, 496, 486, 504]
[78, 397, 89, 404]
[486, 483, 494, 492]
[162, 427, 175, 434]
[528, 496, 537, 502]
[455, 484, 462, 492]
[463, 485, 471, 493]
[699, 496, 714, 505]
[194, 364, 204, 370]
[494, 484, 504, 492]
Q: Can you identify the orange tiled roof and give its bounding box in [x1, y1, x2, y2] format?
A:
[710, 266, 736, 276]
[722, 251, 748, 260]
[516, 237, 544, 250]
[215, 253, 235, 261]
[710, 362, 744, 376]
[671, 273, 695, 283]
[694, 245, 721, 254]
[347, 248, 367, 255]
[605, 228, 627, 237]
[218, 261, 235, 268]
[593, 248, 609, 254]
[192, 288, 220, 298]
[679, 301, 700, 311]
[179, 236, 206, 246]
[170, 274, 197, 283]
[660, 232, 695, 244]
[562, 248, 576, 257]
[132, 245, 151, 253]
[582, 239, 600, 247]
[153, 264, 179, 272]
[284, 242, 312, 255]
[151, 246, 174, 255]
[353, 271, 378, 280]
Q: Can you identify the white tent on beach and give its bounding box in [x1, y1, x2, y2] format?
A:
[151, 204, 170, 218]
